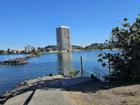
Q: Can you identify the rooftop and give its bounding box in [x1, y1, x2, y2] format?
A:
[57, 26, 70, 29]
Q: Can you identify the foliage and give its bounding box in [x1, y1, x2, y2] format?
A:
[0, 50, 5, 54]
[98, 14, 140, 82]
[85, 43, 112, 50]
[72, 45, 84, 51]
[67, 70, 79, 77]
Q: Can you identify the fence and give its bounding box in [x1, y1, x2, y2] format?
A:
[80, 56, 108, 82]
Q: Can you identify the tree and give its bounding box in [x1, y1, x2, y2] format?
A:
[0, 50, 5, 54]
[99, 14, 140, 83]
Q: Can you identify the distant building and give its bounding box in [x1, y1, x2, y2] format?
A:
[24, 45, 35, 53]
[6, 48, 11, 54]
[6, 48, 16, 54]
[56, 26, 71, 52]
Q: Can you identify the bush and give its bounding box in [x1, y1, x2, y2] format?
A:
[99, 14, 140, 83]
[68, 70, 79, 77]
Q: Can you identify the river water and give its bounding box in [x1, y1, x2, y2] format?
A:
[0, 50, 116, 95]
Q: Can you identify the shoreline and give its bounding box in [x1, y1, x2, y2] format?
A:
[1, 74, 140, 105]
[0, 75, 64, 104]
[0, 49, 118, 56]
[0, 75, 92, 104]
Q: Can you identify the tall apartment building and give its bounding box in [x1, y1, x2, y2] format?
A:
[56, 26, 71, 52]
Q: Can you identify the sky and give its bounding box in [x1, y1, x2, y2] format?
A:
[0, 0, 140, 50]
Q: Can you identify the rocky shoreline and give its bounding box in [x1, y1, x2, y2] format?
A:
[1, 74, 138, 105]
[0, 55, 35, 65]
[0, 75, 64, 105]
[0, 75, 92, 105]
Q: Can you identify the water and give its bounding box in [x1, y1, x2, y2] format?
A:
[0, 50, 116, 95]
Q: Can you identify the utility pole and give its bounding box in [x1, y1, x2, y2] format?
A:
[80, 56, 84, 77]
[108, 54, 111, 84]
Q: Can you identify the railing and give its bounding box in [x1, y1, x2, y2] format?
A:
[83, 68, 107, 81]
[79, 56, 108, 81]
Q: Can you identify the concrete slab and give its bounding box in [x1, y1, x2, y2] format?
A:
[29, 89, 74, 105]
[4, 77, 92, 105]
[4, 91, 32, 105]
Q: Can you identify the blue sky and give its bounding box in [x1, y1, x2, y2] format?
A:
[0, 0, 140, 50]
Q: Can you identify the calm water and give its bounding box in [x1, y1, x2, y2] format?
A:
[0, 50, 116, 95]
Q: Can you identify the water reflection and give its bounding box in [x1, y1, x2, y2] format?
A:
[57, 52, 72, 75]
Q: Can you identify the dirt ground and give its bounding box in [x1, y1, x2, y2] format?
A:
[65, 82, 140, 105]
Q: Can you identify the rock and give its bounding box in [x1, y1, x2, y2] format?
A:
[0, 58, 27, 65]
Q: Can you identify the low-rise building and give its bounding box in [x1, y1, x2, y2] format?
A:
[24, 45, 35, 53]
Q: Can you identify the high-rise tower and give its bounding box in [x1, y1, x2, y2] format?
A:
[56, 26, 71, 52]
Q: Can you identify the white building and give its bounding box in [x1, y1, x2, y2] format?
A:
[24, 45, 35, 53]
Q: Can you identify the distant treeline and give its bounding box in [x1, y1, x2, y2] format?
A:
[36, 43, 114, 52]
[0, 50, 5, 54]
[84, 42, 114, 50]
[0, 43, 114, 55]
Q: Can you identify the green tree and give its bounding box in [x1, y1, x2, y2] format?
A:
[99, 14, 140, 83]
[0, 50, 5, 54]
